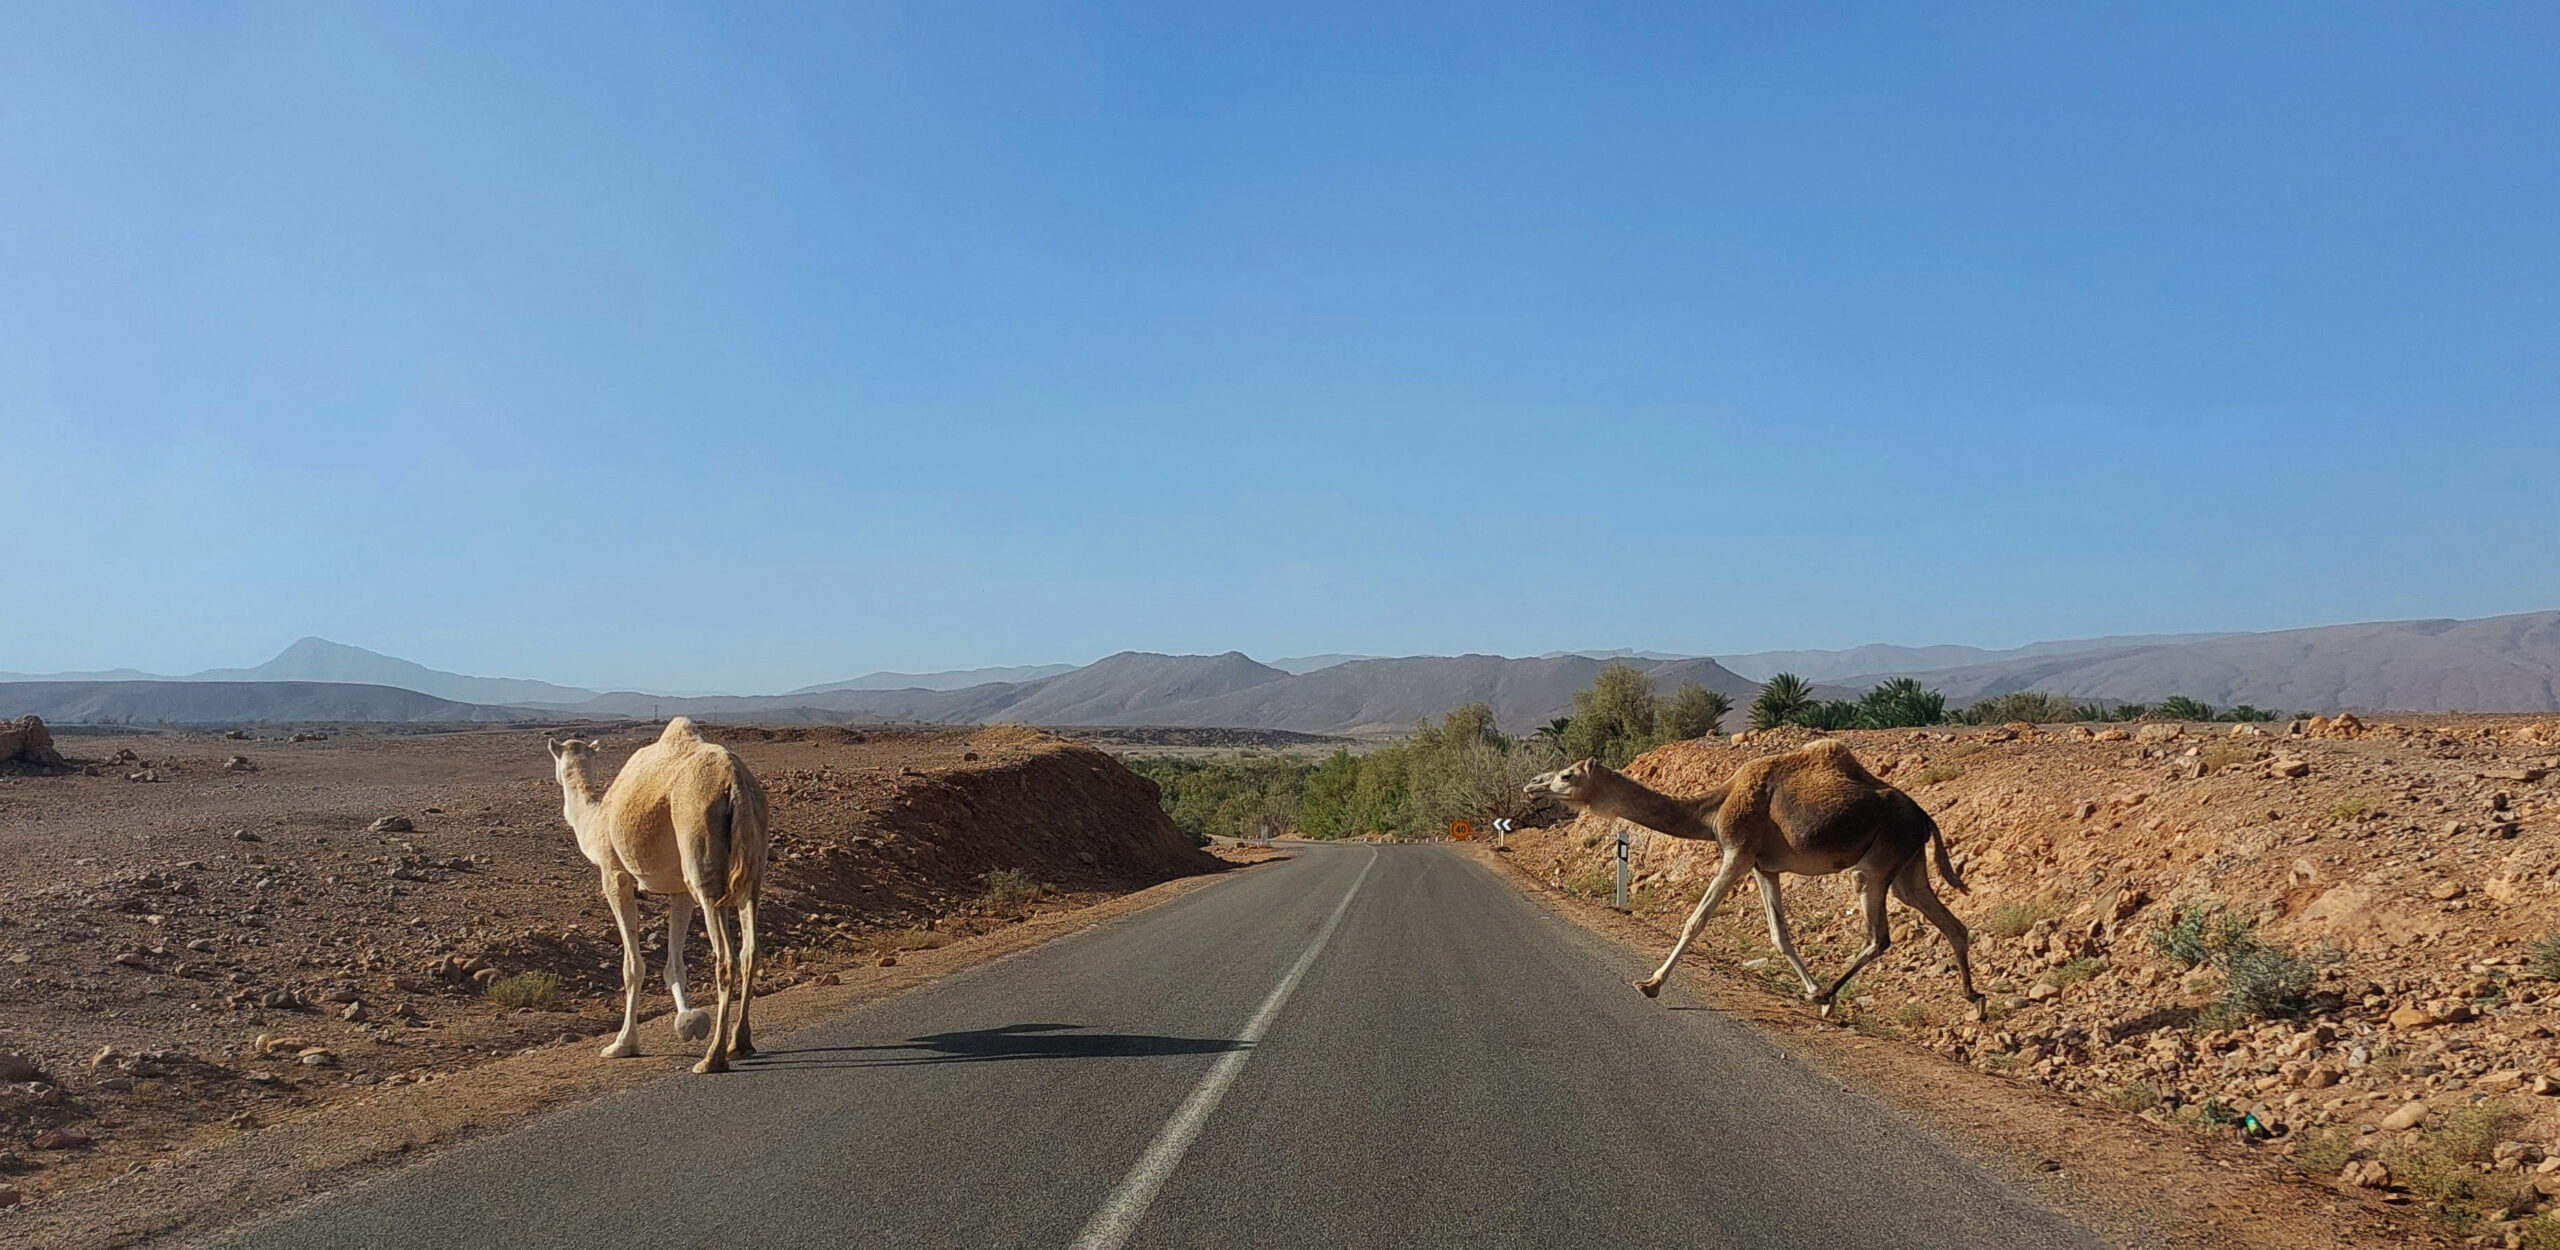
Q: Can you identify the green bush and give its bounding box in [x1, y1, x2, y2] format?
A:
[1857, 677, 1947, 729]
[2155, 695, 2216, 721]
[2534, 928, 2560, 981]
[1657, 683, 1733, 741]
[1748, 673, 1815, 731]
[1958, 690, 2083, 725]
[2149, 901, 2327, 1019]
[1984, 900, 2050, 939]
[1798, 700, 1863, 732]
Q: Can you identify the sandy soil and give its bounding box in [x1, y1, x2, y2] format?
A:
[0, 722, 1219, 1229]
[1503, 713, 2560, 1247]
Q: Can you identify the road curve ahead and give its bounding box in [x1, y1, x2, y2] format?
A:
[212, 844, 2097, 1250]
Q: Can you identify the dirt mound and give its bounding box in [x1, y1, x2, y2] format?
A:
[0, 713, 70, 774]
[760, 725, 1222, 935]
[1510, 715, 2560, 1226]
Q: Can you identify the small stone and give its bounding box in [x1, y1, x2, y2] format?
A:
[2026, 982, 2059, 1001]
[31, 1128, 92, 1150]
[2480, 1069, 2528, 1090]
[2431, 881, 2468, 901]
[339, 1001, 366, 1022]
[2379, 1101, 2431, 1132]
[2390, 1006, 2441, 1029]
[369, 815, 416, 833]
[2339, 1158, 2392, 1189]
[817, 971, 845, 984]
[297, 1048, 336, 1067]
[0, 1053, 38, 1082]
[89, 1045, 120, 1069]
[0, 1184, 19, 1207]
[2269, 757, 2311, 779]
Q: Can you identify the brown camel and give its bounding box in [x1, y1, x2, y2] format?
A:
[549, 718, 770, 1073]
[1525, 739, 1981, 1015]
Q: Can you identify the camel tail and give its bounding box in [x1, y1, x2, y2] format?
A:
[698, 788, 735, 905]
[1925, 804, 1968, 894]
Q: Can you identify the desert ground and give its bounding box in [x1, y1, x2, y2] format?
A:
[1504, 713, 2560, 1245]
[0, 722, 1223, 1220]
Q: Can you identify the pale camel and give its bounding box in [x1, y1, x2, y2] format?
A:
[549, 718, 770, 1073]
[1525, 739, 1981, 1016]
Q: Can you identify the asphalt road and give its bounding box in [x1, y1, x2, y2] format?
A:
[212, 844, 2098, 1250]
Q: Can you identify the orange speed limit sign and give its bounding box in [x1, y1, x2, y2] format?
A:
[1449, 819, 1472, 841]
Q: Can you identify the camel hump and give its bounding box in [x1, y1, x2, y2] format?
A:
[1799, 737, 1882, 782]
[658, 717, 704, 745]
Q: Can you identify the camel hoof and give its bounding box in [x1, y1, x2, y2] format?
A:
[673, 1009, 712, 1043]
[692, 1056, 729, 1075]
[1815, 997, 1838, 1018]
[728, 1039, 756, 1061]
[599, 1040, 640, 1060]
[1634, 979, 1662, 999]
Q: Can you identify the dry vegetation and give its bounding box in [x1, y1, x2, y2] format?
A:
[1510, 713, 2560, 1243]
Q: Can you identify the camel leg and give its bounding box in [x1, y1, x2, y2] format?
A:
[663, 893, 711, 1043]
[1755, 869, 1822, 1000]
[727, 896, 759, 1060]
[690, 887, 736, 1074]
[598, 871, 646, 1059]
[1815, 865, 1896, 1016]
[1893, 858, 1986, 1015]
[1636, 853, 1751, 999]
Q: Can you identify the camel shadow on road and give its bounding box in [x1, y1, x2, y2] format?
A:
[740, 1022, 1248, 1070]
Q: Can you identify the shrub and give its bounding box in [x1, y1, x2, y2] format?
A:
[1657, 683, 1733, 741]
[2104, 1081, 2162, 1114]
[1857, 678, 1948, 729]
[1984, 901, 2050, 940]
[1914, 762, 1966, 786]
[2329, 797, 2369, 821]
[2389, 1102, 2526, 1219]
[2533, 928, 2560, 981]
[2050, 956, 2107, 987]
[979, 868, 1046, 914]
[484, 971, 562, 1010]
[2149, 901, 2328, 1019]
[1748, 673, 1816, 731]
[2198, 742, 2254, 774]
[1958, 690, 2082, 725]
[1798, 700, 1863, 732]
[2155, 695, 2216, 721]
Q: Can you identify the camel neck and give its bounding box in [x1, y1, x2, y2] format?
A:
[559, 763, 606, 825]
[1587, 768, 1705, 838]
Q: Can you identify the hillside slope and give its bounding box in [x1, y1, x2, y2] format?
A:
[1889, 610, 2560, 712]
[0, 681, 534, 724]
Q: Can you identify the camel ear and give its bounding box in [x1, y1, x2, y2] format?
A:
[546, 738, 560, 758]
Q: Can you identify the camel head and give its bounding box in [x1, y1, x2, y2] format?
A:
[1524, 758, 1604, 808]
[546, 736, 602, 788]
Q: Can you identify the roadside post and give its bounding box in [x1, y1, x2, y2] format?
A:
[1492, 816, 1513, 849]
[1614, 825, 1630, 909]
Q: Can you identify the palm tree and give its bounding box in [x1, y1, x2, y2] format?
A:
[1748, 672, 1815, 731]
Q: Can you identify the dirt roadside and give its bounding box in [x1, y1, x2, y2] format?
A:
[14, 861, 1264, 1250]
[1467, 840, 2457, 1250]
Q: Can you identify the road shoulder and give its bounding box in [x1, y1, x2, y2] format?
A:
[16, 864, 1269, 1250]
[1461, 843, 2455, 1250]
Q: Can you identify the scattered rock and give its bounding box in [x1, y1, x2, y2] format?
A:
[817, 971, 845, 984]
[2339, 1159, 2392, 1189]
[223, 755, 256, 772]
[31, 1129, 92, 1150]
[2379, 1100, 2432, 1132]
[0, 715, 70, 774]
[233, 829, 262, 843]
[0, 1184, 20, 1207]
[2269, 757, 2311, 779]
[369, 816, 416, 834]
[2389, 1006, 2441, 1029]
[0, 1053, 40, 1082]
[2135, 723, 2183, 743]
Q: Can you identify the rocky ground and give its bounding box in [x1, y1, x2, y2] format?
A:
[1509, 714, 2560, 1246]
[0, 721, 1218, 1216]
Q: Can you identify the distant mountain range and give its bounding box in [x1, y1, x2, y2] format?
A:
[6, 610, 2558, 730]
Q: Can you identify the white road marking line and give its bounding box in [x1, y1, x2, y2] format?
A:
[1067, 849, 1378, 1250]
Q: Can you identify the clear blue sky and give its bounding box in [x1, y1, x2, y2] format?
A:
[5, 4, 2554, 693]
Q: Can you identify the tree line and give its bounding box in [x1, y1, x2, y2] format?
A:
[1126, 661, 2284, 842]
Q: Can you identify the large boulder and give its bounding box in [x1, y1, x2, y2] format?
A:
[0, 715, 70, 774]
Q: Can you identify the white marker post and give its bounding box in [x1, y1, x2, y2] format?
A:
[1492, 816, 1513, 849]
[1614, 825, 1630, 909]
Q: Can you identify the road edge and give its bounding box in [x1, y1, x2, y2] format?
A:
[14, 862, 1272, 1250]
[1459, 843, 2455, 1250]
